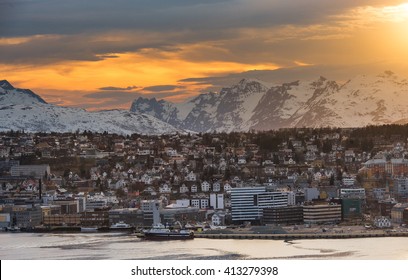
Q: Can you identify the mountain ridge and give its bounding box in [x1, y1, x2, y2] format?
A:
[3, 71, 408, 135]
[130, 71, 408, 132]
[0, 80, 180, 135]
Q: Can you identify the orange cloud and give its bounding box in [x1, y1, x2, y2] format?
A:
[1, 1, 408, 111]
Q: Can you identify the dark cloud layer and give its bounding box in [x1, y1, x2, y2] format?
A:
[143, 85, 184, 92]
[1, 0, 403, 37]
[180, 63, 406, 90]
[1, 0, 404, 66]
[99, 86, 138, 91]
[0, 33, 172, 64]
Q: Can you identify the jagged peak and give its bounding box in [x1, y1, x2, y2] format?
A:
[0, 80, 47, 104]
[0, 80, 15, 90]
[309, 75, 333, 88]
[237, 78, 266, 86]
[233, 78, 270, 93]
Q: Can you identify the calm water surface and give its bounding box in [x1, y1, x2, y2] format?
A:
[1, 232, 407, 260]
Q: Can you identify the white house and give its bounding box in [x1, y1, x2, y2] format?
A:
[201, 181, 210, 192]
[200, 199, 209, 209]
[91, 173, 99, 181]
[314, 172, 322, 181]
[179, 184, 189, 194]
[190, 199, 200, 208]
[159, 183, 172, 194]
[264, 166, 275, 175]
[115, 179, 127, 189]
[238, 158, 247, 165]
[212, 182, 221, 192]
[191, 185, 198, 193]
[186, 171, 197, 182]
[224, 183, 232, 193]
[219, 158, 227, 171]
[284, 158, 296, 165]
[143, 186, 157, 196]
[211, 212, 225, 226]
[141, 174, 152, 185]
[190, 198, 209, 209]
[115, 163, 123, 170]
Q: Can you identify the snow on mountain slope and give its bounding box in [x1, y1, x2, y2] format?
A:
[131, 79, 269, 132]
[5, 71, 408, 135]
[290, 72, 408, 128]
[130, 71, 408, 132]
[328, 72, 408, 127]
[0, 80, 47, 105]
[0, 81, 180, 135]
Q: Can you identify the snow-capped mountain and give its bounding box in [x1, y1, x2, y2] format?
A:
[130, 71, 408, 132]
[131, 79, 270, 132]
[0, 80, 180, 135]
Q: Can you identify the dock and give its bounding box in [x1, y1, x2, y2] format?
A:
[195, 231, 408, 240]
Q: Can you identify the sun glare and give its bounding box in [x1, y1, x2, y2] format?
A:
[382, 2, 408, 22]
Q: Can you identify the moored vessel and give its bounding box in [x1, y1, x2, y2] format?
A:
[140, 224, 194, 240]
[109, 221, 133, 231]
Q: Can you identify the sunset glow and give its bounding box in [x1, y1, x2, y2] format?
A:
[0, 0, 407, 110]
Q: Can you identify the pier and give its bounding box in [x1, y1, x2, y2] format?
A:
[195, 231, 408, 240]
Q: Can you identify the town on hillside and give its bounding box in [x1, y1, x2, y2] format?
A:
[1, 125, 408, 232]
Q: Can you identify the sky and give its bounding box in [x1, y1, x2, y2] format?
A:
[1, 0, 408, 110]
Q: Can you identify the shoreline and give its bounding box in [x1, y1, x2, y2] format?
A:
[195, 231, 408, 240]
[195, 224, 408, 240]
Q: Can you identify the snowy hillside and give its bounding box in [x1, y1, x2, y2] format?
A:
[0, 80, 180, 135]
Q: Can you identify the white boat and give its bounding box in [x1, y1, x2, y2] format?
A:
[5, 226, 21, 233]
[109, 221, 133, 231]
[210, 225, 227, 230]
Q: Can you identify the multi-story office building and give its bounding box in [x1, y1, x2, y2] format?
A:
[231, 186, 266, 223]
[263, 206, 303, 225]
[303, 203, 342, 224]
[8, 205, 43, 227]
[80, 210, 109, 227]
[140, 200, 161, 226]
[43, 214, 81, 226]
[231, 186, 290, 223]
